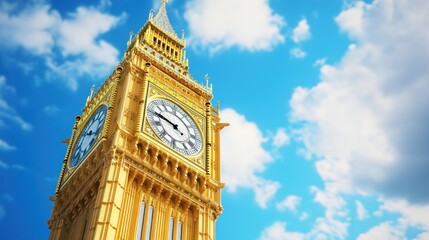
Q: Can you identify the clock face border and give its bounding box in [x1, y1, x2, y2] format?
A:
[68, 104, 108, 169]
[146, 98, 203, 157]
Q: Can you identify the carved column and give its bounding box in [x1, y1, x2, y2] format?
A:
[90, 149, 130, 239]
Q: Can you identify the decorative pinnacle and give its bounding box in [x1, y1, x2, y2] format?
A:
[127, 31, 134, 46]
[205, 74, 209, 88]
[90, 84, 95, 99]
[161, 0, 168, 3]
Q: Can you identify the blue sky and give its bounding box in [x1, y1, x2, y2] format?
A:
[1, 0, 429, 239]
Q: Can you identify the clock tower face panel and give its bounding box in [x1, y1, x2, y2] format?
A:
[69, 104, 108, 168]
[146, 98, 203, 156]
[142, 82, 207, 170]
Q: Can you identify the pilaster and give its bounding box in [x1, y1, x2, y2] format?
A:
[90, 148, 129, 239]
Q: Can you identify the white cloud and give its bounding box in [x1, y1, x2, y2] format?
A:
[0, 75, 32, 131]
[290, 47, 307, 59]
[336, 1, 366, 39]
[11, 164, 26, 171]
[152, 0, 175, 9]
[356, 200, 369, 220]
[296, 148, 313, 161]
[220, 108, 280, 208]
[273, 128, 290, 147]
[184, 0, 285, 53]
[0, 139, 15, 151]
[287, 0, 429, 238]
[291, 0, 429, 204]
[0, 3, 59, 54]
[357, 222, 404, 240]
[299, 212, 309, 221]
[0, 1, 124, 90]
[43, 105, 59, 116]
[291, 18, 311, 43]
[0, 160, 7, 169]
[0, 160, 26, 171]
[255, 180, 281, 209]
[259, 221, 305, 240]
[276, 195, 301, 212]
[0, 112, 32, 131]
[57, 6, 120, 64]
[308, 186, 349, 239]
[313, 58, 327, 67]
[379, 199, 429, 232]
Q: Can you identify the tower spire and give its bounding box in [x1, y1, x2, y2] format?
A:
[151, 0, 179, 39]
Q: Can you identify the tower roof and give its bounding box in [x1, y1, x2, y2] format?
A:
[151, 0, 179, 40]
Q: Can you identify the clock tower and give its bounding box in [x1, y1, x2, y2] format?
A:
[48, 1, 226, 239]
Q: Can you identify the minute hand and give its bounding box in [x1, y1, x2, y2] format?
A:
[155, 112, 179, 130]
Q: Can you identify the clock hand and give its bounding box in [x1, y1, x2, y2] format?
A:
[156, 112, 177, 128]
[151, 111, 184, 136]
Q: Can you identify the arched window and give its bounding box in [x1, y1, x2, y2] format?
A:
[176, 220, 182, 240]
[145, 205, 154, 240]
[135, 201, 145, 240]
[167, 216, 174, 240]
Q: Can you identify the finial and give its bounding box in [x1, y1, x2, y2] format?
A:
[205, 74, 209, 89]
[161, 0, 168, 4]
[127, 31, 134, 46]
[90, 84, 95, 99]
[149, 9, 154, 20]
[85, 84, 95, 107]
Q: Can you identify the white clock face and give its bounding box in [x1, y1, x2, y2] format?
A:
[70, 105, 108, 168]
[146, 99, 203, 156]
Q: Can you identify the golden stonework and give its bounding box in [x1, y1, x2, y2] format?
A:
[48, 1, 226, 240]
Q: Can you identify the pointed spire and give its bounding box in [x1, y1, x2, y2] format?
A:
[151, 0, 179, 39]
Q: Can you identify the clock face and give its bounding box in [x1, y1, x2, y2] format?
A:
[146, 99, 203, 156]
[69, 105, 108, 168]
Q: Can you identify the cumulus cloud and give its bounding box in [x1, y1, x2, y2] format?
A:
[357, 222, 404, 240]
[285, 0, 429, 238]
[356, 200, 369, 220]
[336, 1, 366, 39]
[290, 47, 306, 59]
[299, 212, 309, 221]
[0, 160, 7, 169]
[291, 0, 429, 204]
[221, 108, 280, 208]
[379, 198, 429, 234]
[291, 18, 311, 43]
[0, 1, 124, 90]
[276, 195, 301, 212]
[0, 75, 32, 133]
[273, 128, 290, 147]
[0, 160, 26, 171]
[43, 105, 60, 116]
[0, 139, 15, 151]
[308, 186, 349, 239]
[259, 221, 305, 240]
[184, 0, 285, 53]
[313, 58, 327, 67]
[0, 2, 59, 54]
